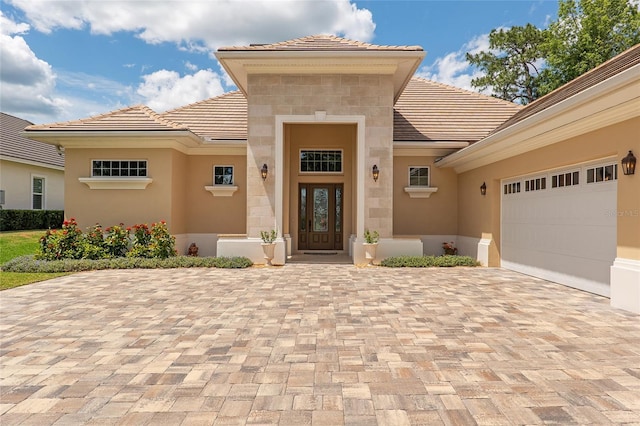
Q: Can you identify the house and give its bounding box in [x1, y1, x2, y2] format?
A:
[0, 112, 64, 210]
[23, 36, 640, 313]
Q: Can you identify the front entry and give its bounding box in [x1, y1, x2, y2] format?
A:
[298, 183, 343, 250]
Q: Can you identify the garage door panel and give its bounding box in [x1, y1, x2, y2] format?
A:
[502, 165, 616, 297]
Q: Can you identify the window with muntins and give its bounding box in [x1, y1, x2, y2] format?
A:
[503, 182, 521, 194]
[32, 177, 44, 210]
[214, 166, 234, 185]
[525, 177, 546, 192]
[409, 167, 430, 186]
[586, 164, 617, 183]
[92, 160, 147, 177]
[300, 150, 342, 173]
[551, 170, 579, 188]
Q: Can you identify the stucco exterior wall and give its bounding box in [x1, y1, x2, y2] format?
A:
[393, 156, 458, 236]
[456, 117, 640, 263]
[184, 155, 247, 234]
[0, 159, 64, 210]
[246, 74, 395, 238]
[64, 148, 175, 230]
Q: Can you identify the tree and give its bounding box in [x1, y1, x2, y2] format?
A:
[540, 0, 640, 95]
[467, 0, 640, 103]
[466, 24, 547, 105]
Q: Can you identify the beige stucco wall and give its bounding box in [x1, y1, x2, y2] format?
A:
[393, 156, 458, 235]
[457, 117, 640, 263]
[285, 123, 355, 251]
[184, 155, 247, 234]
[64, 148, 175, 230]
[0, 159, 64, 210]
[246, 74, 395, 238]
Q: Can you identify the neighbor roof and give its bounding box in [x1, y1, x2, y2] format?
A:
[1, 112, 64, 168]
[25, 105, 188, 132]
[218, 34, 423, 52]
[394, 78, 522, 142]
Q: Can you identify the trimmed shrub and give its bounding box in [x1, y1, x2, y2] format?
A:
[380, 255, 480, 268]
[0, 210, 64, 231]
[1, 255, 253, 272]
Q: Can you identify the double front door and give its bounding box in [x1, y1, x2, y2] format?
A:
[298, 183, 343, 250]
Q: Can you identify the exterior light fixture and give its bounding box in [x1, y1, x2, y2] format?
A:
[480, 182, 487, 196]
[261, 164, 268, 180]
[621, 150, 636, 175]
[372, 165, 379, 182]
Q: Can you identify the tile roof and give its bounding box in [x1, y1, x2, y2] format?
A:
[1, 112, 64, 168]
[219, 34, 423, 52]
[492, 43, 640, 135]
[25, 105, 187, 131]
[160, 91, 247, 140]
[394, 78, 522, 142]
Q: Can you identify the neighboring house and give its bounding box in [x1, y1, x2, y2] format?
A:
[24, 36, 640, 313]
[0, 112, 64, 210]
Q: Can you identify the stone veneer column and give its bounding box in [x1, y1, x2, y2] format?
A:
[246, 74, 395, 239]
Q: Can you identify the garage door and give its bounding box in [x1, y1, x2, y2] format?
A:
[501, 160, 617, 296]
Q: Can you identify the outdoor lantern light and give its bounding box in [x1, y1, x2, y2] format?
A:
[621, 150, 636, 175]
[372, 165, 379, 182]
[261, 163, 268, 180]
[480, 182, 487, 196]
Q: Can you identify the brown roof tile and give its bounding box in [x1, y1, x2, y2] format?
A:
[219, 34, 423, 52]
[492, 43, 640, 135]
[160, 91, 247, 140]
[25, 105, 187, 132]
[394, 78, 522, 142]
[1, 113, 64, 168]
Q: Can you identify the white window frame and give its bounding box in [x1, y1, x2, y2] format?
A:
[91, 159, 148, 177]
[31, 175, 45, 210]
[213, 165, 234, 185]
[408, 166, 430, 187]
[299, 149, 344, 174]
[550, 169, 580, 189]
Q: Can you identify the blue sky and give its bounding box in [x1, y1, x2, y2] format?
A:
[1, 0, 558, 124]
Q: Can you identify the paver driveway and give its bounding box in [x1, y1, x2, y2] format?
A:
[1, 265, 639, 425]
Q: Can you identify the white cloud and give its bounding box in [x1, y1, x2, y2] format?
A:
[0, 11, 68, 121]
[7, 0, 375, 51]
[416, 34, 491, 93]
[137, 69, 225, 112]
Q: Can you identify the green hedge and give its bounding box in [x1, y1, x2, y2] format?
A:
[0, 210, 64, 231]
[1, 255, 253, 272]
[380, 255, 480, 268]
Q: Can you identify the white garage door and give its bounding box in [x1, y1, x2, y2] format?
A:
[501, 161, 617, 296]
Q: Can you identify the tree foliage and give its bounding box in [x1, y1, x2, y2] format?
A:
[466, 24, 547, 104]
[468, 0, 640, 103]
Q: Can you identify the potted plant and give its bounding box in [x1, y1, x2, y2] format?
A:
[442, 241, 458, 255]
[363, 229, 379, 265]
[260, 230, 277, 265]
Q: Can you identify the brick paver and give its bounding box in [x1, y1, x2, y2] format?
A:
[1, 265, 639, 425]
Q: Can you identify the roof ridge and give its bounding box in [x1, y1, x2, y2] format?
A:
[410, 77, 522, 108]
[220, 34, 423, 51]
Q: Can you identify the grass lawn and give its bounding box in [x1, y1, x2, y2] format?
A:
[0, 230, 69, 290]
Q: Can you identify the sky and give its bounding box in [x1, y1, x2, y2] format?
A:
[0, 0, 559, 124]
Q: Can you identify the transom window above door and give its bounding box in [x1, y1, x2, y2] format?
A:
[300, 150, 343, 173]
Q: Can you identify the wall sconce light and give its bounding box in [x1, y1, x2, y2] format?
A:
[372, 165, 379, 182]
[621, 150, 636, 175]
[480, 182, 487, 196]
[261, 163, 268, 180]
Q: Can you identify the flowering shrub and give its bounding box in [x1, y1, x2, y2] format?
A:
[35, 220, 177, 260]
[127, 224, 152, 258]
[37, 218, 84, 260]
[104, 224, 130, 258]
[149, 221, 177, 259]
